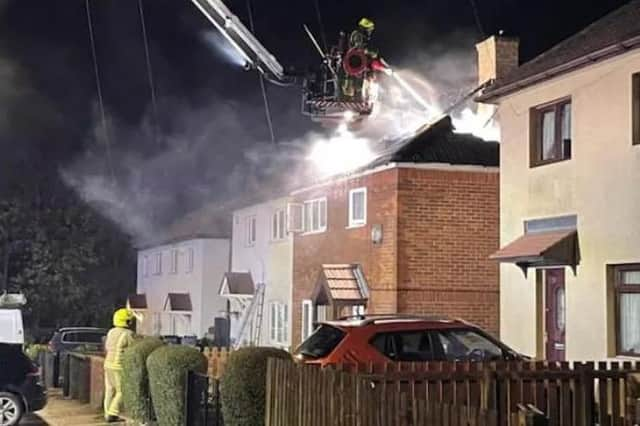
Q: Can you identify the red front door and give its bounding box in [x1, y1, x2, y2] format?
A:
[545, 268, 566, 361]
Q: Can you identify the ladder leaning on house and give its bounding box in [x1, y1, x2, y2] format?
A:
[232, 283, 265, 349]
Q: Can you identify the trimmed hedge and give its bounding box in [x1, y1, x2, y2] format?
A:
[121, 337, 163, 423]
[147, 345, 207, 426]
[220, 347, 292, 426]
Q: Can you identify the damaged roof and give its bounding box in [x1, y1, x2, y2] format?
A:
[365, 115, 499, 169]
[479, 0, 640, 101]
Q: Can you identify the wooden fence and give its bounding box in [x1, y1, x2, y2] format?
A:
[265, 359, 640, 426]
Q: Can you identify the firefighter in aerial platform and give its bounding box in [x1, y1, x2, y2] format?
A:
[341, 18, 389, 103]
[103, 308, 136, 422]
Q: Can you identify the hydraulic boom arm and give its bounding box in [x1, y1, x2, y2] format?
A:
[191, 0, 291, 83]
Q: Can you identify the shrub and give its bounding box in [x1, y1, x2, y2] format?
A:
[147, 345, 207, 426]
[220, 347, 292, 426]
[121, 337, 164, 423]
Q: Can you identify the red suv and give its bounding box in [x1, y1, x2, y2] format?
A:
[293, 315, 522, 367]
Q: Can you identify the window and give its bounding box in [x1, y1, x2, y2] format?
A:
[269, 302, 288, 344]
[294, 325, 345, 359]
[142, 255, 149, 277]
[348, 188, 367, 227]
[633, 73, 640, 145]
[613, 265, 640, 356]
[170, 249, 178, 274]
[303, 198, 327, 233]
[245, 216, 256, 246]
[530, 99, 571, 167]
[271, 209, 286, 241]
[436, 330, 505, 361]
[351, 305, 365, 316]
[371, 331, 435, 362]
[301, 300, 314, 340]
[152, 252, 162, 275]
[186, 248, 194, 273]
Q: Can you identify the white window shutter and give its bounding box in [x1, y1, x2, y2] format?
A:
[286, 203, 304, 233]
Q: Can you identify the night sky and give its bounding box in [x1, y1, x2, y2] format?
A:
[0, 0, 632, 237]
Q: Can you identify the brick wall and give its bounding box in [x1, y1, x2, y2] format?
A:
[291, 168, 399, 345]
[291, 165, 500, 346]
[396, 167, 500, 335]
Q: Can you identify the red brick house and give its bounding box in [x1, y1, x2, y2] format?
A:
[291, 116, 500, 345]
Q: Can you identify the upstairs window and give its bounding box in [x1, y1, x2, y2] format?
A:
[170, 249, 178, 274]
[633, 72, 640, 145]
[142, 255, 149, 277]
[186, 248, 194, 273]
[245, 216, 256, 246]
[271, 209, 286, 241]
[530, 99, 571, 167]
[152, 252, 162, 275]
[348, 188, 367, 227]
[304, 198, 327, 233]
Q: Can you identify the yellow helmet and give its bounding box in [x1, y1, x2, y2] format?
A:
[113, 308, 134, 328]
[358, 17, 375, 31]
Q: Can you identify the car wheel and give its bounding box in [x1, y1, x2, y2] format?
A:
[0, 392, 23, 426]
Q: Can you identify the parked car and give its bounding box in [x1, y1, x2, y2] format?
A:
[47, 327, 107, 353]
[294, 315, 523, 366]
[0, 343, 46, 426]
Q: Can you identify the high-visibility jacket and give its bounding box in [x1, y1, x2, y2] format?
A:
[103, 327, 134, 370]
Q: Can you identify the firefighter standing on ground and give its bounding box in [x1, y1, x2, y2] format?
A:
[103, 308, 136, 422]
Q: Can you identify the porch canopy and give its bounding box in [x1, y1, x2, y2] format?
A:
[490, 229, 580, 276]
[219, 272, 255, 299]
[126, 293, 148, 310]
[164, 293, 193, 312]
[311, 264, 369, 318]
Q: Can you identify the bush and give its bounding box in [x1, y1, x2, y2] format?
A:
[220, 347, 292, 426]
[24, 344, 49, 361]
[121, 337, 164, 423]
[147, 345, 207, 426]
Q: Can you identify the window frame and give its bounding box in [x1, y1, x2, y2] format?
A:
[142, 255, 149, 277]
[269, 302, 289, 345]
[271, 208, 286, 241]
[348, 187, 367, 228]
[302, 299, 314, 340]
[170, 249, 178, 274]
[185, 247, 194, 273]
[245, 216, 257, 246]
[530, 98, 572, 167]
[302, 197, 327, 235]
[633, 72, 640, 145]
[152, 252, 162, 275]
[613, 263, 640, 356]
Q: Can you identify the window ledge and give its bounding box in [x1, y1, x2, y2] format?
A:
[301, 229, 327, 236]
[346, 223, 366, 229]
[530, 157, 571, 168]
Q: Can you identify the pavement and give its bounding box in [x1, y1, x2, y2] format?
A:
[20, 389, 122, 426]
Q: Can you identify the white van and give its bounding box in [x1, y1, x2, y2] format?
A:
[0, 308, 24, 344]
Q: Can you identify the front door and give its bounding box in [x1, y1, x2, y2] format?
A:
[545, 268, 566, 361]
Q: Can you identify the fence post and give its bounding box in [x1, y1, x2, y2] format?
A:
[627, 373, 640, 426]
[580, 362, 595, 426]
[185, 370, 193, 426]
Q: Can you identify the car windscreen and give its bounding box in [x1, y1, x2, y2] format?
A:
[295, 325, 346, 359]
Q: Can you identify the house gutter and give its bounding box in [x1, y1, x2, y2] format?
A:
[477, 34, 640, 103]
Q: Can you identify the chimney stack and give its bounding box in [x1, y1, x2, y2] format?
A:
[476, 36, 519, 86]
